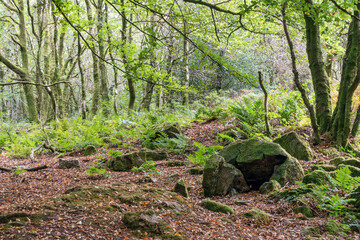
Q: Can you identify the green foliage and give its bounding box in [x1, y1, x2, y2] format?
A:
[142, 132, 189, 154]
[296, 166, 360, 216]
[13, 166, 27, 176]
[131, 161, 158, 175]
[85, 162, 109, 178]
[108, 150, 124, 157]
[188, 142, 223, 166]
[217, 133, 236, 143]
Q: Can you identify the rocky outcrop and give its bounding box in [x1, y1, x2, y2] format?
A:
[58, 159, 80, 169]
[274, 131, 313, 161]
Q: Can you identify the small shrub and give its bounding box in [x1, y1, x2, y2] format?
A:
[188, 142, 223, 166]
[131, 161, 158, 175]
[85, 163, 109, 178]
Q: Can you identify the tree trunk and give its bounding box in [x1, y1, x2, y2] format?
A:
[303, 0, 332, 132]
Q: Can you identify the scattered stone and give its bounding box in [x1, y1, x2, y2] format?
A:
[0, 212, 46, 224]
[243, 208, 270, 224]
[294, 206, 313, 218]
[201, 199, 234, 214]
[342, 159, 360, 168]
[84, 145, 97, 156]
[302, 170, 332, 186]
[173, 179, 189, 198]
[58, 159, 80, 169]
[301, 226, 321, 237]
[202, 154, 249, 197]
[339, 164, 360, 177]
[186, 167, 203, 175]
[312, 164, 337, 172]
[166, 161, 188, 167]
[108, 150, 167, 171]
[325, 219, 342, 235]
[259, 180, 281, 194]
[274, 131, 314, 161]
[123, 210, 171, 235]
[330, 157, 345, 166]
[234, 199, 248, 206]
[159, 201, 182, 212]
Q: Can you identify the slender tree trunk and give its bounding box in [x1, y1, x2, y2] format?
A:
[303, 0, 332, 132]
[183, 20, 190, 105]
[283, 2, 321, 144]
[19, 0, 38, 122]
[331, 15, 360, 147]
[258, 71, 271, 136]
[120, 0, 135, 110]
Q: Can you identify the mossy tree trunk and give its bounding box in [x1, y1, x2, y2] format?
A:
[120, 0, 136, 111]
[283, 2, 320, 144]
[303, 0, 332, 133]
[331, 16, 360, 146]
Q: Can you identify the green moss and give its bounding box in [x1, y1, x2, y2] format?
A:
[173, 179, 189, 198]
[259, 180, 281, 194]
[313, 164, 337, 172]
[186, 167, 203, 175]
[274, 131, 313, 161]
[302, 170, 332, 186]
[243, 208, 270, 224]
[294, 206, 313, 218]
[166, 161, 188, 167]
[301, 226, 321, 237]
[0, 212, 47, 224]
[325, 219, 342, 235]
[201, 199, 234, 214]
[84, 145, 97, 156]
[329, 157, 345, 166]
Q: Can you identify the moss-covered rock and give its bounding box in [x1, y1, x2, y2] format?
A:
[108, 150, 167, 171]
[201, 199, 234, 214]
[186, 167, 203, 175]
[174, 179, 189, 198]
[147, 123, 182, 140]
[123, 210, 177, 237]
[0, 212, 47, 224]
[294, 206, 313, 218]
[312, 164, 337, 172]
[302, 170, 332, 186]
[166, 161, 188, 167]
[243, 208, 270, 224]
[259, 180, 281, 194]
[339, 164, 360, 177]
[350, 186, 360, 208]
[325, 219, 342, 235]
[329, 157, 345, 166]
[216, 129, 237, 143]
[269, 186, 313, 202]
[234, 199, 248, 206]
[84, 145, 97, 156]
[202, 154, 249, 197]
[58, 159, 80, 169]
[220, 139, 304, 189]
[301, 226, 321, 237]
[274, 131, 313, 161]
[342, 159, 360, 168]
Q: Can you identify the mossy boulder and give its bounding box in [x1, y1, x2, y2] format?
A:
[148, 123, 181, 140]
[202, 154, 249, 197]
[330, 157, 345, 166]
[259, 180, 281, 194]
[0, 212, 47, 224]
[123, 210, 177, 237]
[294, 206, 313, 218]
[201, 199, 234, 214]
[166, 161, 188, 167]
[302, 170, 332, 186]
[325, 219, 342, 235]
[243, 208, 270, 224]
[220, 139, 304, 189]
[186, 167, 203, 175]
[301, 226, 321, 237]
[58, 159, 80, 169]
[216, 129, 237, 143]
[342, 159, 360, 168]
[173, 179, 189, 198]
[339, 164, 360, 177]
[312, 164, 337, 172]
[274, 131, 313, 161]
[108, 150, 167, 171]
[269, 186, 313, 202]
[84, 145, 97, 156]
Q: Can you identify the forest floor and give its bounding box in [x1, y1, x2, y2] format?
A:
[0, 119, 358, 240]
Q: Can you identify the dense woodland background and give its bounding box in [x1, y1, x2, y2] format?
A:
[2, 0, 360, 239]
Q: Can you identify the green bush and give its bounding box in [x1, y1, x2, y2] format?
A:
[188, 142, 223, 166]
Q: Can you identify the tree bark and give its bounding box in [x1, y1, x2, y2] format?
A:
[303, 0, 332, 132]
